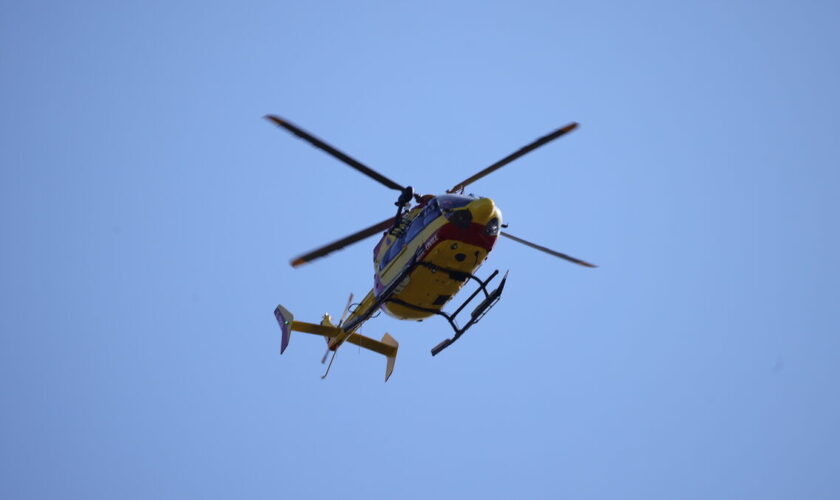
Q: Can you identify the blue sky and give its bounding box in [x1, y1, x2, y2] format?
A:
[2, 1, 839, 498]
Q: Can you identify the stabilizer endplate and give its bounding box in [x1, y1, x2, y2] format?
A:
[274, 305, 294, 354]
[382, 333, 398, 382]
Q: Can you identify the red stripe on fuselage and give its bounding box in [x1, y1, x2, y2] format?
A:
[422, 222, 497, 259]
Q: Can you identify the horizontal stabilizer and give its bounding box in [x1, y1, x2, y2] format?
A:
[345, 332, 399, 381]
[273, 306, 400, 381]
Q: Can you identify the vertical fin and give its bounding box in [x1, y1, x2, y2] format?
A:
[274, 305, 294, 354]
[381, 333, 399, 382]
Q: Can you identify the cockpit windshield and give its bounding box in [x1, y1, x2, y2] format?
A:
[435, 194, 473, 211]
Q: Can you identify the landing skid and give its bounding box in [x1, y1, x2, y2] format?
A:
[387, 263, 508, 356]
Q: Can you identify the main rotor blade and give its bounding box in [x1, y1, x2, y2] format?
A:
[448, 122, 579, 193]
[291, 217, 395, 267]
[265, 115, 406, 192]
[500, 231, 596, 268]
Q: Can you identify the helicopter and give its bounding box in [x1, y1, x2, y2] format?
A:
[268, 115, 596, 381]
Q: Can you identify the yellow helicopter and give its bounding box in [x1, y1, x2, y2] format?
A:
[267, 115, 595, 381]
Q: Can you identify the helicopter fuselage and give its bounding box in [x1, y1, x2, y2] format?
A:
[372, 194, 502, 319]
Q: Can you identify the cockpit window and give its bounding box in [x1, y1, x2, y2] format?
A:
[378, 200, 448, 271]
[436, 194, 473, 211]
[421, 200, 442, 225]
[380, 236, 404, 270]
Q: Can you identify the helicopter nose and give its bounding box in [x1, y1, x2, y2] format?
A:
[469, 197, 496, 225]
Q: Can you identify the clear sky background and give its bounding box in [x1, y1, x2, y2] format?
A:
[2, 1, 839, 498]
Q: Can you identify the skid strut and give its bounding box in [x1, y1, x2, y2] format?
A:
[387, 264, 508, 356]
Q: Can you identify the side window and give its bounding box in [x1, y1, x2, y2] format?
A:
[405, 201, 442, 242]
[378, 202, 442, 270]
[405, 213, 426, 242]
[423, 200, 442, 225]
[381, 236, 404, 269]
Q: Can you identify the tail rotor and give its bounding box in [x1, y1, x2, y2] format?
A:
[320, 293, 355, 374]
